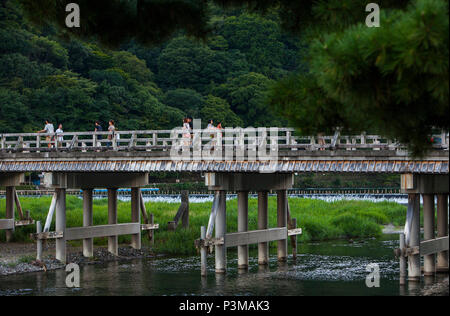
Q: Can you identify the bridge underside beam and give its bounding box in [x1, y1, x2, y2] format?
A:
[401, 174, 449, 194]
[0, 173, 24, 187]
[205, 173, 293, 191]
[0, 159, 448, 174]
[43, 172, 149, 189]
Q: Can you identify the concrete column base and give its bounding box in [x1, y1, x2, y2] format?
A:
[436, 267, 449, 273]
[55, 188, 66, 263]
[5, 187, 15, 242]
[408, 276, 421, 282]
[131, 188, 141, 250]
[108, 188, 118, 256]
[237, 191, 249, 270]
[82, 189, 94, 258]
[215, 191, 227, 273]
[277, 190, 288, 262]
[257, 191, 269, 266]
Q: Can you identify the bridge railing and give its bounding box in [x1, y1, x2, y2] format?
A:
[0, 129, 448, 153]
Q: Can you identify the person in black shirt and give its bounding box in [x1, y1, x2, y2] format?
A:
[95, 121, 103, 140]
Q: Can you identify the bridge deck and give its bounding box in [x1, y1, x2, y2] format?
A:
[0, 129, 448, 174]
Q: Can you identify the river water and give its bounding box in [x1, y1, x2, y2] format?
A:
[1, 194, 447, 296]
[1, 235, 446, 296]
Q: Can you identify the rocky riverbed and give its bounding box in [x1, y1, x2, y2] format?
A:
[0, 242, 157, 276]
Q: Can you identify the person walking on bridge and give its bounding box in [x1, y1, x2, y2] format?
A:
[95, 121, 103, 138]
[37, 120, 54, 148]
[95, 121, 103, 148]
[182, 118, 191, 147]
[107, 120, 116, 148]
[55, 124, 64, 148]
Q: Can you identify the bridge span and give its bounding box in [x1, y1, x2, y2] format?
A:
[0, 129, 448, 173]
[0, 128, 449, 284]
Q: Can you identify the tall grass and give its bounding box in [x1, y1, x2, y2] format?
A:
[0, 196, 406, 255]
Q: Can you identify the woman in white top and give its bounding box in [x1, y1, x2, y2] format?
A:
[182, 118, 191, 146]
[108, 120, 116, 147]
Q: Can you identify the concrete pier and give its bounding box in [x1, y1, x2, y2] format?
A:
[400, 174, 449, 281]
[36, 221, 42, 261]
[203, 173, 294, 273]
[5, 187, 14, 242]
[423, 194, 435, 276]
[291, 217, 298, 260]
[215, 191, 227, 274]
[277, 190, 288, 262]
[131, 187, 141, 250]
[55, 188, 66, 263]
[437, 194, 449, 272]
[237, 191, 249, 269]
[257, 191, 269, 265]
[407, 194, 421, 282]
[399, 233, 406, 285]
[83, 189, 94, 257]
[200, 226, 207, 277]
[108, 188, 118, 256]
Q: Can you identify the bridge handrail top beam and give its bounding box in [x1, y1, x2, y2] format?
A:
[1, 129, 447, 138]
[1, 128, 296, 136]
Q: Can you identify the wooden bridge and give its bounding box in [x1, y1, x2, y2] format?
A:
[0, 128, 448, 284]
[0, 129, 448, 174]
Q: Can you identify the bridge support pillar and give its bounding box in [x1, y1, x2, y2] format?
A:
[400, 174, 449, 283]
[83, 189, 94, 258]
[258, 191, 269, 265]
[108, 188, 118, 256]
[5, 187, 15, 242]
[131, 187, 141, 250]
[55, 188, 66, 263]
[203, 173, 294, 274]
[215, 191, 227, 274]
[0, 173, 24, 242]
[436, 194, 449, 273]
[277, 190, 288, 262]
[237, 191, 249, 269]
[407, 194, 421, 282]
[423, 194, 435, 276]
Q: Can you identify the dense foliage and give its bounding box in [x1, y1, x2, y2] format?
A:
[266, 0, 449, 155]
[3, 0, 449, 155]
[0, 0, 296, 132]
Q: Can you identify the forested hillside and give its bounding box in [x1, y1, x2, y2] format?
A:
[0, 1, 302, 133]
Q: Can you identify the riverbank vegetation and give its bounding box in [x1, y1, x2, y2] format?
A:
[0, 196, 406, 255]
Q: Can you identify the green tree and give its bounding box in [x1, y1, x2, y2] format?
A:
[30, 35, 69, 69]
[0, 88, 29, 132]
[111, 51, 153, 84]
[200, 95, 243, 127]
[269, 0, 449, 155]
[219, 13, 285, 77]
[157, 36, 241, 93]
[213, 72, 282, 127]
[163, 89, 204, 117]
